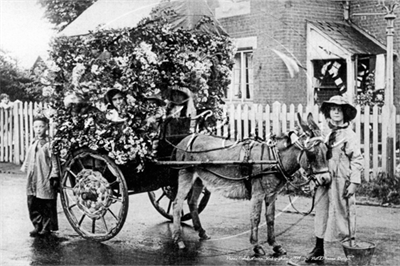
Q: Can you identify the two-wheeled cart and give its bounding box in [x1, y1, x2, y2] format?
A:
[58, 117, 212, 241]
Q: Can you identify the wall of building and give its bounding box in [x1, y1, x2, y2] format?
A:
[350, 0, 400, 107]
[218, 0, 344, 105]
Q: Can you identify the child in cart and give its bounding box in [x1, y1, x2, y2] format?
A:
[21, 113, 60, 237]
[144, 91, 167, 156]
[104, 88, 128, 122]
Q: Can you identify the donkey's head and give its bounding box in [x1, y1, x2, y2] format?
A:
[293, 113, 331, 186]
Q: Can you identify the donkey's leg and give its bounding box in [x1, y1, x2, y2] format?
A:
[188, 178, 210, 240]
[172, 169, 195, 249]
[250, 194, 265, 256]
[265, 199, 287, 256]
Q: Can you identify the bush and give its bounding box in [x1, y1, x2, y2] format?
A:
[358, 172, 400, 205]
[283, 170, 400, 206]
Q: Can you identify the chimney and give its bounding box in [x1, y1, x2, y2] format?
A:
[343, 1, 351, 21]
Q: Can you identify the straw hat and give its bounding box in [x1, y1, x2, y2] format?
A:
[320, 95, 357, 122]
[144, 91, 166, 106]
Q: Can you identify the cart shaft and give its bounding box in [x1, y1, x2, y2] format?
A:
[156, 160, 277, 166]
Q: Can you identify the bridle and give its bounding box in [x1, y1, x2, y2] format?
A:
[275, 132, 329, 187]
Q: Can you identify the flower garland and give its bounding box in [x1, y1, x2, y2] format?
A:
[45, 17, 235, 172]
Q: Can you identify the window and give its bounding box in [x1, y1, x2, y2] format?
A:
[312, 59, 346, 104]
[312, 56, 385, 106]
[354, 55, 385, 107]
[225, 49, 254, 101]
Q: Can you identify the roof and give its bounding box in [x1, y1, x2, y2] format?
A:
[59, 0, 161, 37]
[152, 0, 227, 36]
[309, 20, 386, 55]
[59, 0, 226, 37]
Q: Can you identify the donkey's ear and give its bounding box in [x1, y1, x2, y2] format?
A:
[307, 113, 321, 136]
[288, 131, 299, 145]
[297, 113, 312, 136]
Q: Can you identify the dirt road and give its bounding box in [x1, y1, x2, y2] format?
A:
[1, 162, 399, 265]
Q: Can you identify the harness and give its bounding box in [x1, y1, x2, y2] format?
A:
[161, 133, 330, 200]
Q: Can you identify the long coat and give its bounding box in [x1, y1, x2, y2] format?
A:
[314, 120, 363, 242]
[21, 138, 58, 199]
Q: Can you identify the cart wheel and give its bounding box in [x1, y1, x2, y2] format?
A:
[60, 149, 129, 241]
[148, 186, 210, 221]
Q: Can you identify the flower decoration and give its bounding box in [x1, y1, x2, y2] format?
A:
[46, 16, 234, 172]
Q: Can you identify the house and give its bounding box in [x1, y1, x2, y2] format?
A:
[59, 0, 399, 109]
[214, 0, 399, 109]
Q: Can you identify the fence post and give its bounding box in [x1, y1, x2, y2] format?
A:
[13, 101, 21, 164]
[363, 105, 370, 181]
[272, 101, 281, 134]
[0, 108, 4, 161]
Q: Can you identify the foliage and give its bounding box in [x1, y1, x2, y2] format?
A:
[358, 172, 400, 205]
[355, 71, 385, 107]
[0, 49, 42, 101]
[284, 170, 400, 206]
[46, 16, 235, 171]
[37, 0, 98, 31]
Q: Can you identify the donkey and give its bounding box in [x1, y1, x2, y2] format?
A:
[171, 113, 331, 256]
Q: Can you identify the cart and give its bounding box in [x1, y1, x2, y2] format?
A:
[58, 117, 211, 241]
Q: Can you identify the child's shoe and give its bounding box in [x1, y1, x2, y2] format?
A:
[29, 226, 41, 237]
[38, 229, 51, 237]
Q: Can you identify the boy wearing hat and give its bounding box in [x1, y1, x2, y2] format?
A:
[305, 95, 363, 264]
[21, 114, 59, 237]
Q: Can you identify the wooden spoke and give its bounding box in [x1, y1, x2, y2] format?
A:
[107, 208, 118, 220]
[76, 158, 85, 170]
[101, 216, 108, 232]
[111, 195, 123, 202]
[148, 187, 210, 222]
[101, 164, 108, 174]
[92, 218, 96, 234]
[167, 200, 172, 214]
[78, 214, 86, 226]
[60, 148, 128, 241]
[108, 180, 120, 186]
[156, 192, 167, 204]
[67, 169, 77, 178]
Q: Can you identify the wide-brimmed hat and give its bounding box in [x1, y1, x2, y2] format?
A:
[320, 95, 357, 122]
[144, 92, 166, 106]
[104, 88, 126, 105]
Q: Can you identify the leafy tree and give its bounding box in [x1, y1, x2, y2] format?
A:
[37, 0, 98, 31]
[0, 49, 41, 101]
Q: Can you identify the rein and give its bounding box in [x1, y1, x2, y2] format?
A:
[164, 134, 240, 154]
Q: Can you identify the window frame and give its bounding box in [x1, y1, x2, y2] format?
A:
[226, 48, 254, 102]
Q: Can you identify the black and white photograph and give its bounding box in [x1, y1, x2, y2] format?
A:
[1, 0, 399, 265]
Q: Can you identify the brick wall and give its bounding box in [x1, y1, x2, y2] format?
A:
[218, 0, 399, 108]
[350, 0, 400, 108]
[219, 0, 344, 105]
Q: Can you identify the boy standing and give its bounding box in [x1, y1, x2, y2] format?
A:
[305, 95, 363, 264]
[21, 115, 59, 237]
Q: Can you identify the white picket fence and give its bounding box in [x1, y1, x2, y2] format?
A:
[1, 101, 398, 181]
